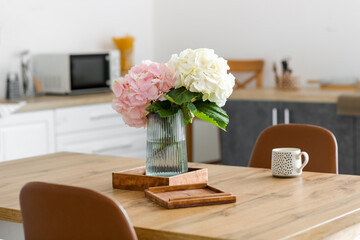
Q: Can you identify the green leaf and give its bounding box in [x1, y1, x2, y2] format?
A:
[181, 102, 196, 124]
[164, 87, 201, 105]
[146, 100, 180, 118]
[184, 118, 190, 125]
[187, 102, 197, 113]
[193, 100, 229, 131]
[163, 93, 176, 103]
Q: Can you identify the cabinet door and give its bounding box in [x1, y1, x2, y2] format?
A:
[192, 119, 221, 163]
[0, 110, 55, 162]
[284, 102, 356, 174]
[221, 100, 282, 166]
[356, 117, 360, 175]
[55, 103, 147, 159]
[55, 103, 121, 134]
[57, 127, 146, 159]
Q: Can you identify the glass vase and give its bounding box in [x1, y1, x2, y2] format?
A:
[146, 110, 188, 177]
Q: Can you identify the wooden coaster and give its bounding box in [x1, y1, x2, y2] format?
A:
[145, 183, 236, 209]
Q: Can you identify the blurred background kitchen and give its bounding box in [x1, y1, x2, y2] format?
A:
[1, 0, 360, 167]
[2, 0, 360, 94]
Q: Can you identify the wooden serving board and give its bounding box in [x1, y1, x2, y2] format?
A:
[112, 166, 208, 191]
[144, 183, 236, 209]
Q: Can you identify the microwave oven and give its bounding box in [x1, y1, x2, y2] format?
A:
[33, 51, 120, 94]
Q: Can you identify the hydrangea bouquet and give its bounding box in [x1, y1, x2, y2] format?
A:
[112, 48, 235, 131]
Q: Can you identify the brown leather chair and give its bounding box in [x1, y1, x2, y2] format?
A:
[249, 124, 338, 174]
[20, 182, 138, 240]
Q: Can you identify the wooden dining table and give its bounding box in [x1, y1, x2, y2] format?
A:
[1, 152, 360, 240]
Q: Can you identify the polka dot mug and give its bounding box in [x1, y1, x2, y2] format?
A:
[271, 148, 309, 177]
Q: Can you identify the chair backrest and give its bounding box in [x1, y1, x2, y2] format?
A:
[20, 182, 138, 240]
[228, 60, 264, 88]
[249, 124, 338, 174]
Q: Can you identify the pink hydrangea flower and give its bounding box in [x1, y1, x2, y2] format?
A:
[112, 61, 175, 128]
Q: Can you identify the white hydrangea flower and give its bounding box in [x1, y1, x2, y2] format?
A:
[168, 48, 235, 107]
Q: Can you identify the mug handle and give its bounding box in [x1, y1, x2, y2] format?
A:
[297, 152, 309, 173]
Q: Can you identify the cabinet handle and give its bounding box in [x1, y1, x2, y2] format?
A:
[284, 108, 290, 124]
[90, 113, 117, 121]
[272, 108, 278, 126]
[92, 142, 133, 153]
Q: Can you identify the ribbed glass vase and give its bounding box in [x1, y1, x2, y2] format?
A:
[146, 111, 188, 177]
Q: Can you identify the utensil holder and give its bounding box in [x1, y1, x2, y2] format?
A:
[277, 76, 299, 90]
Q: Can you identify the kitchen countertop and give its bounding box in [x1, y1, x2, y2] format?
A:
[15, 92, 114, 113]
[2, 88, 359, 114]
[230, 88, 360, 103]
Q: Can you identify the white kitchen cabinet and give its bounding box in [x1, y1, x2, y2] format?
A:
[55, 103, 125, 134]
[55, 103, 147, 159]
[0, 110, 55, 162]
[0, 102, 146, 162]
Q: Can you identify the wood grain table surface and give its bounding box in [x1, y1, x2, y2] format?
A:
[1, 152, 360, 240]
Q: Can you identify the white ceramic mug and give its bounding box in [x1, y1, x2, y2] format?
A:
[271, 148, 309, 177]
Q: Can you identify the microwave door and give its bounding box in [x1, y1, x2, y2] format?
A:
[70, 54, 110, 93]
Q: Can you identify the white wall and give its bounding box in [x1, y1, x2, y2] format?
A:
[0, 0, 153, 99]
[2, 0, 359, 96]
[153, 0, 360, 86]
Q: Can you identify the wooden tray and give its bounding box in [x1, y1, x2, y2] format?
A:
[112, 166, 208, 191]
[144, 183, 236, 209]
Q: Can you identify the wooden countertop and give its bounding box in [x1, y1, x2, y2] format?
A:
[230, 88, 360, 103]
[2, 88, 358, 114]
[14, 92, 114, 113]
[2, 152, 360, 240]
